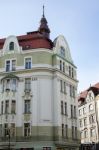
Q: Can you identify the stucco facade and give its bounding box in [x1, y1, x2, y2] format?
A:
[0, 12, 80, 150]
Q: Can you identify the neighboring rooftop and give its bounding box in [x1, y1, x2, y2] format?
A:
[78, 82, 99, 102]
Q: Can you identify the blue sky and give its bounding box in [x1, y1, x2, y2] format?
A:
[0, 0, 99, 92]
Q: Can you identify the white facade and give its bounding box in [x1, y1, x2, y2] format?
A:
[78, 84, 99, 146]
[0, 33, 80, 149]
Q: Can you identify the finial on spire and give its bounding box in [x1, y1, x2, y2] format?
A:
[43, 5, 45, 17]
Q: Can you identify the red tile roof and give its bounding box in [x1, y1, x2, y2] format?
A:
[78, 82, 99, 101]
[0, 31, 53, 50]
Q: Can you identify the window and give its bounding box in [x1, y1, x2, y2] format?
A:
[60, 80, 63, 92]
[61, 101, 63, 114]
[12, 79, 17, 91]
[63, 62, 65, 72]
[79, 120, 83, 127]
[70, 85, 72, 96]
[24, 100, 31, 114]
[69, 66, 71, 77]
[60, 60, 62, 71]
[64, 82, 66, 94]
[64, 102, 67, 115]
[12, 60, 16, 71]
[80, 131, 83, 139]
[72, 126, 74, 139]
[6, 79, 10, 90]
[4, 123, 8, 137]
[74, 106, 76, 118]
[60, 47, 65, 57]
[62, 124, 64, 137]
[11, 123, 15, 137]
[75, 127, 77, 139]
[24, 123, 30, 137]
[25, 58, 31, 69]
[11, 100, 16, 114]
[9, 42, 14, 50]
[6, 60, 10, 72]
[6, 60, 16, 72]
[84, 118, 87, 126]
[25, 78, 31, 91]
[72, 68, 74, 78]
[1, 101, 3, 114]
[71, 105, 73, 118]
[65, 124, 68, 138]
[90, 128, 95, 137]
[84, 130, 88, 138]
[83, 107, 86, 114]
[5, 100, 9, 114]
[79, 109, 82, 116]
[89, 115, 95, 124]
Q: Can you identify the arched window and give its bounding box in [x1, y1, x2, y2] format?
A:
[9, 42, 14, 50]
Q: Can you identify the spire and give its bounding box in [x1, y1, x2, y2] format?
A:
[43, 5, 45, 17]
[38, 5, 50, 39]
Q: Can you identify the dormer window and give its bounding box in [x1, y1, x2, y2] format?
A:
[60, 47, 65, 57]
[9, 42, 14, 50]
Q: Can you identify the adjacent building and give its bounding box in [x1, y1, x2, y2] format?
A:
[0, 9, 80, 150]
[78, 83, 99, 148]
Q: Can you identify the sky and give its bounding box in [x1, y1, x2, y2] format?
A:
[0, 0, 99, 92]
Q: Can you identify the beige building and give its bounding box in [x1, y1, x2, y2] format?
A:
[0, 9, 80, 150]
[78, 83, 99, 146]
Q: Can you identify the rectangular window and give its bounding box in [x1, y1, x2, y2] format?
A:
[6, 60, 10, 72]
[75, 127, 77, 139]
[5, 100, 9, 114]
[90, 128, 95, 137]
[72, 126, 74, 139]
[60, 60, 62, 71]
[24, 100, 31, 114]
[4, 123, 8, 137]
[24, 123, 30, 137]
[70, 85, 72, 96]
[12, 60, 16, 71]
[64, 102, 67, 115]
[11, 123, 15, 137]
[65, 124, 68, 138]
[71, 105, 73, 118]
[84, 118, 87, 126]
[64, 82, 66, 94]
[12, 79, 16, 91]
[61, 101, 63, 114]
[74, 106, 76, 118]
[62, 124, 64, 137]
[60, 80, 63, 92]
[79, 120, 83, 127]
[25, 78, 31, 91]
[25, 58, 31, 69]
[63, 62, 65, 72]
[11, 100, 16, 114]
[1, 101, 3, 114]
[6, 79, 10, 90]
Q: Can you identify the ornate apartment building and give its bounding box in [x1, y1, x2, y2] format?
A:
[78, 83, 99, 147]
[0, 9, 80, 150]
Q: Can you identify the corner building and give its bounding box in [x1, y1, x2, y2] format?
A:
[0, 11, 80, 150]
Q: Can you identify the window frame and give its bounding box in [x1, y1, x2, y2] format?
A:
[24, 57, 32, 69]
